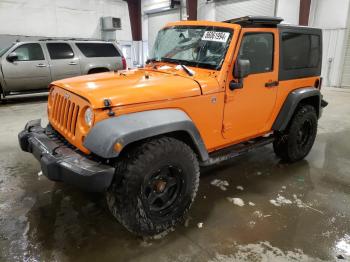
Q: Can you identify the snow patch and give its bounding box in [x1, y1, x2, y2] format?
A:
[270, 194, 324, 214]
[269, 194, 293, 207]
[184, 217, 191, 228]
[209, 241, 310, 262]
[227, 197, 245, 207]
[253, 211, 263, 218]
[197, 222, 203, 229]
[248, 221, 256, 228]
[293, 194, 307, 208]
[336, 234, 350, 256]
[248, 202, 255, 206]
[253, 211, 271, 220]
[236, 186, 244, 191]
[211, 179, 229, 191]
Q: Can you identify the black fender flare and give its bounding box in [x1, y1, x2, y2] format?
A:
[84, 109, 209, 161]
[272, 87, 321, 131]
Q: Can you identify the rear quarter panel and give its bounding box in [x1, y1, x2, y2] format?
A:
[79, 57, 119, 74]
[270, 76, 320, 126]
[73, 43, 123, 74]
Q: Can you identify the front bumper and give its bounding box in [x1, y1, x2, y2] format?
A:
[18, 119, 115, 192]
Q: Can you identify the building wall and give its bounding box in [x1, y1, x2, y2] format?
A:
[198, 0, 277, 21]
[197, 0, 215, 21]
[276, 0, 300, 24]
[309, 0, 350, 87]
[141, 0, 187, 42]
[0, 0, 132, 41]
[141, 0, 187, 61]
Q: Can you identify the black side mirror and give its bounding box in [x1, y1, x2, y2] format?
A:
[7, 52, 18, 62]
[234, 59, 251, 79]
[230, 59, 251, 90]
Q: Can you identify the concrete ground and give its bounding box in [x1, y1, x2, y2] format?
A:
[0, 88, 349, 262]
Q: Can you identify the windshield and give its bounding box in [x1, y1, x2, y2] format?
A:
[0, 44, 14, 57]
[150, 26, 233, 70]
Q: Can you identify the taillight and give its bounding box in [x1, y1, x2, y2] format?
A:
[315, 77, 323, 90]
[122, 56, 127, 70]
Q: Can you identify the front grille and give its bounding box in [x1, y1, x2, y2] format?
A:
[46, 125, 77, 151]
[51, 92, 80, 136]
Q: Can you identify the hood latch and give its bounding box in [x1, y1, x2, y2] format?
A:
[103, 98, 115, 117]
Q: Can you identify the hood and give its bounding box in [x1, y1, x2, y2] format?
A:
[51, 69, 205, 109]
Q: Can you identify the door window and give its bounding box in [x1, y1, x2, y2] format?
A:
[238, 33, 274, 74]
[47, 43, 74, 59]
[281, 33, 320, 70]
[13, 43, 44, 61]
[75, 43, 121, 57]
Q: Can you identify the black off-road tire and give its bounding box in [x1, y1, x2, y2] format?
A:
[273, 104, 318, 162]
[106, 137, 200, 236]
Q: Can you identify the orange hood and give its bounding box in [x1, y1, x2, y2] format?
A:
[51, 69, 213, 109]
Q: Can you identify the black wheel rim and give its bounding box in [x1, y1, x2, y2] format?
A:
[143, 165, 184, 217]
[297, 119, 312, 148]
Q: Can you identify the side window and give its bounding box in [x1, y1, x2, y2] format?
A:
[13, 43, 44, 61]
[281, 33, 320, 70]
[238, 33, 274, 74]
[47, 43, 74, 59]
[76, 43, 121, 57]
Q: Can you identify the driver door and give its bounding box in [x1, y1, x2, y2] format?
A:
[2, 43, 51, 91]
[222, 28, 279, 143]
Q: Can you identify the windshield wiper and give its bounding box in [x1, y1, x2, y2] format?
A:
[160, 57, 195, 76]
[180, 64, 194, 76]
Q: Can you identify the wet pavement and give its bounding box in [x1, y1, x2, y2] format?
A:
[0, 88, 350, 261]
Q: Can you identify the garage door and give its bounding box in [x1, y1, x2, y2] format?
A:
[215, 0, 276, 22]
[341, 29, 350, 87]
[148, 9, 180, 54]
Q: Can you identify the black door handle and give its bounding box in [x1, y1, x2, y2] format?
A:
[265, 81, 279, 87]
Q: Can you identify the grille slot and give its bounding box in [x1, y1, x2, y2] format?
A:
[51, 93, 80, 137]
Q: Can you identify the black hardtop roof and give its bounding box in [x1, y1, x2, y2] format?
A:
[225, 16, 284, 26]
[224, 15, 321, 32]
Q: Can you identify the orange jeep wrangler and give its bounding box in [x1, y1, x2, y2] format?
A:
[19, 16, 327, 236]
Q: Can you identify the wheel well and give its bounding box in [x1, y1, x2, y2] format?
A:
[298, 95, 320, 117]
[166, 131, 202, 158]
[117, 131, 204, 161]
[281, 95, 320, 131]
[88, 67, 110, 74]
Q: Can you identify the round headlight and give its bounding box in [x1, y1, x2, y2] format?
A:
[84, 107, 94, 127]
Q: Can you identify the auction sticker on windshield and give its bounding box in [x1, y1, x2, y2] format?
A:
[202, 31, 230, 43]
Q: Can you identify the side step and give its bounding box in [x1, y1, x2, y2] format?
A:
[201, 135, 274, 167]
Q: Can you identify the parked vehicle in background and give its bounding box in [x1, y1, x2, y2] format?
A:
[0, 39, 126, 100]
